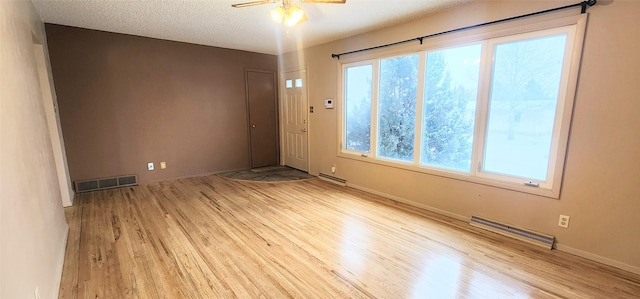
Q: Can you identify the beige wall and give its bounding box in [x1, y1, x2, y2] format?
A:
[33, 41, 74, 207]
[0, 1, 69, 298]
[46, 25, 278, 184]
[280, 0, 640, 273]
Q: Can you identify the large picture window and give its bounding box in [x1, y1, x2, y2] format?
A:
[340, 20, 585, 198]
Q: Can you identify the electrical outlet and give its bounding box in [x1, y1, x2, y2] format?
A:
[558, 215, 570, 228]
[331, 164, 336, 174]
[160, 162, 167, 169]
[147, 162, 154, 171]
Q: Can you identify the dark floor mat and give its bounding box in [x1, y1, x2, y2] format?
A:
[219, 166, 315, 182]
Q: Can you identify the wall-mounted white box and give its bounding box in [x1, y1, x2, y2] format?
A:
[325, 98, 334, 109]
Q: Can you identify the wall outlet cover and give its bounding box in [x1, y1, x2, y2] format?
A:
[147, 162, 154, 171]
[558, 215, 570, 228]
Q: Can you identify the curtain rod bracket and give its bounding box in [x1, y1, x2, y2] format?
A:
[582, 0, 597, 13]
[417, 37, 424, 45]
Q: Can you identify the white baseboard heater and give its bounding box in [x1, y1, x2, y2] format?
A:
[318, 173, 346, 186]
[74, 174, 138, 193]
[470, 216, 555, 249]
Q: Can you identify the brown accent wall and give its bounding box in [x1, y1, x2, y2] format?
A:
[45, 24, 277, 183]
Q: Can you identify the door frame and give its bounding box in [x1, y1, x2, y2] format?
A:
[279, 68, 310, 172]
[244, 68, 280, 169]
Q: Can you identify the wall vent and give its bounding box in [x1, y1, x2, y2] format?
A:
[74, 174, 138, 193]
[318, 173, 346, 186]
[470, 216, 555, 249]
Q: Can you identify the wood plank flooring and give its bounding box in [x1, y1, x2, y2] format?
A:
[58, 175, 640, 298]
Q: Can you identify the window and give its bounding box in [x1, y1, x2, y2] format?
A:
[482, 33, 567, 182]
[340, 19, 585, 198]
[344, 64, 373, 153]
[422, 44, 481, 172]
[377, 54, 419, 161]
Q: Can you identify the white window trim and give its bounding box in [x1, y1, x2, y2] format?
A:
[337, 14, 588, 199]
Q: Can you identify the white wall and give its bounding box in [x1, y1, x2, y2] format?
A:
[280, 0, 640, 274]
[1, 1, 69, 298]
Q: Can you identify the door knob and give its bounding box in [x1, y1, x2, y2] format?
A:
[252, 124, 256, 128]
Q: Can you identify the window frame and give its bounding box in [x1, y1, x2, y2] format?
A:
[337, 14, 588, 198]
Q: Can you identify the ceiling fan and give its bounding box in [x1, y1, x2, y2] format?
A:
[232, 0, 346, 27]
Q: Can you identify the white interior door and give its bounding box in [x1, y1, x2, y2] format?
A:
[283, 70, 309, 172]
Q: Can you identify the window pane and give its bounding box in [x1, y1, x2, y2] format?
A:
[295, 78, 303, 87]
[377, 55, 419, 161]
[286, 79, 293, 88]
[484, 34, 567, 180]
[422, 44, 481, 172]
[345, 65, 373, 152]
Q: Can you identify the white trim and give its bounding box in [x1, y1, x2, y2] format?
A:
[555, 243, 640, 276]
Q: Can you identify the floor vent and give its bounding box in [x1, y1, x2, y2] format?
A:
[470, 216, 555, 249]
[318, 173, 346, 186]
[74, 175, 138, 193]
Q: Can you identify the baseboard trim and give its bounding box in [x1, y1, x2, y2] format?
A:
[555, 243, 640, 276]
[346, 183, 469, 223]
[142, 167, 248, 184]
[53, 223, 70, 299]
[346, 183, 640, 276]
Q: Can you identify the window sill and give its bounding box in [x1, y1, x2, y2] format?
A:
[337, 151, 560, 199]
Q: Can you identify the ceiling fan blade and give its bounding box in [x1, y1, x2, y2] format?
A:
[301, 0, 346, 3]
[231, 0, 276, 8]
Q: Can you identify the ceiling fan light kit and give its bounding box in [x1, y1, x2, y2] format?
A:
[271, 4, 306, 27]
[232, 0, 346, 27]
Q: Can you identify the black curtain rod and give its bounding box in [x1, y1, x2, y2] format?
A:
[331, 0, 597, 60]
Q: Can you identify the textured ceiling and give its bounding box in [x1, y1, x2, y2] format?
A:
[32, 0, 474, 55]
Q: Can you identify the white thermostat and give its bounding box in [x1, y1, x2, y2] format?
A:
[325, 98, 334, 109]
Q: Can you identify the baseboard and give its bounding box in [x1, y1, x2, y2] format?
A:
[555, 243, 640, 276]
[346, 183, 469, 223]
[53, 223, 70, 299]
[346, 183, 640, 276]
[142, 167, 248, 184]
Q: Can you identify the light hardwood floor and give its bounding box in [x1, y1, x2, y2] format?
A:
[59, 175, 640, 298]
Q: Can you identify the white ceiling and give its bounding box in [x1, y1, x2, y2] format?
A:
[32, 0, 474, 55]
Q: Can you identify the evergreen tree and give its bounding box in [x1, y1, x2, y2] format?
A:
[377, 55, 419, 161]
[422, 52, 474, 171]
[345, 98, 371, 152]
